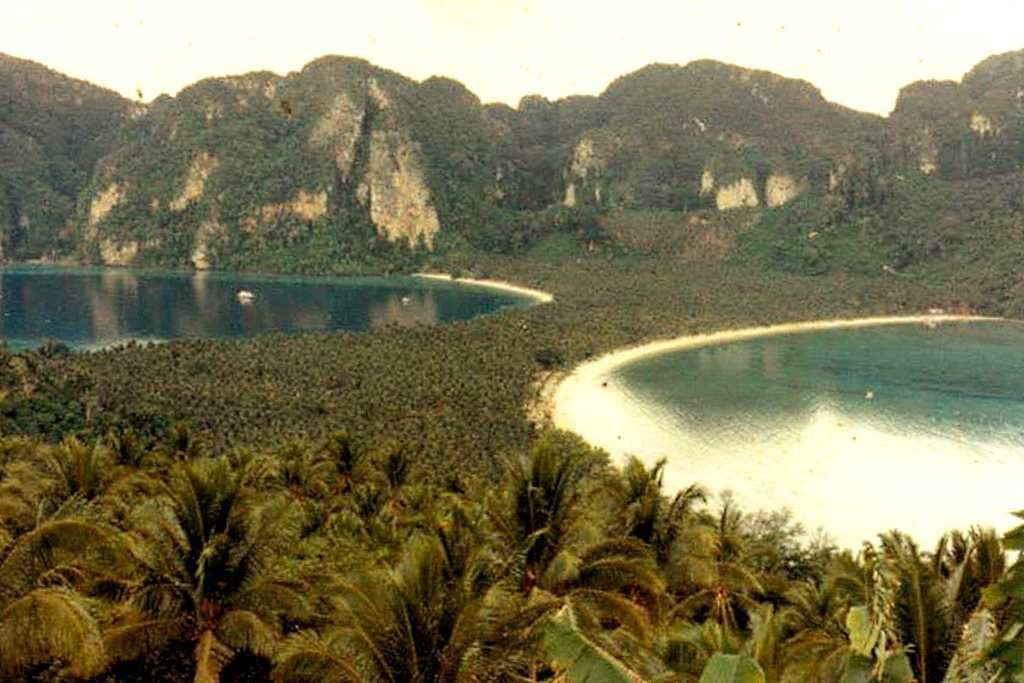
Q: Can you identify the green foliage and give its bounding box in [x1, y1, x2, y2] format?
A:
[699, 653, 766, 683]
[542, 605, 647, 682]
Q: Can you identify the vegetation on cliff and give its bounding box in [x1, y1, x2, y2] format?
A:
[0, 53, 135, 260]
[2, 48, 1021, 279]
[1, 45, 1024, 682]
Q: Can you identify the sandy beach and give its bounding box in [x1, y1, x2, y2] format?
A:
[413, 272, 554, 303]
[551, 314, 1019, 548]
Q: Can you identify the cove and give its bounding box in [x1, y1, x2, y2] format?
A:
[0, 266, 539, 351]
[554, 319, 1024, 547]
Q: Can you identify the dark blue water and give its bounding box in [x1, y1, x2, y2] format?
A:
[0, 267, 534, 350]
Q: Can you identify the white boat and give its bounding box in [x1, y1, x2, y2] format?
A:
[236, 289, 256, 303]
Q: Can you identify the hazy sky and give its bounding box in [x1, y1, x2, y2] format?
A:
[3, 0, 1022, 115]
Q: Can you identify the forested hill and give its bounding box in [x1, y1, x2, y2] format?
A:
[1, 49, 1022, 274]
[0, 53, 137, 260]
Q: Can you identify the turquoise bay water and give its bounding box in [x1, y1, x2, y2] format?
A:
[616, 322, 1024, 451]
[605, 321, 1024, 545]
[0, 266, 533, 350]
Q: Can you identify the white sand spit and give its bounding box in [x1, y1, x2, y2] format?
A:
[552, 315, 1018, 548]
[413, 272, 553, 303]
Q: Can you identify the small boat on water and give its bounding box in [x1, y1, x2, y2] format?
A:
[236, 289, 256, 303]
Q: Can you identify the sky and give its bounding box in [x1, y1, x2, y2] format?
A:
[2, 0, 1022, 115]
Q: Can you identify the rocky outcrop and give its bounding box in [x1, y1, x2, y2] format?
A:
[715, 178, 759, 210]
[170, 152, 217, 212]
[700, 170, 715, 196]
[359, 130, 440, 247]
[891, 51, 1024, 179]
[190, 220, 220, 269]
[970, 112, 995, 136]
[88, 183, 123, 227]
[563, 137, 602, 207]
[259, 189, 328, 223]
[355, 80, 441, 248]
[99, 238, 138, 266]
[765, 173, 804, 208]
[308, 93, 364, 179]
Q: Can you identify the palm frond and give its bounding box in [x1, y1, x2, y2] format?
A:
[0, 517, 120, 605]
[542, 604, 647, 683]
[0, 587, 107, 679]
[217, 608, 280, 658]
[272, 630, 363, 683]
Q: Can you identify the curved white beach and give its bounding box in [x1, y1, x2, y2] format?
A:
[413, 272, 554, 303]
[552, 315, 1022, 548]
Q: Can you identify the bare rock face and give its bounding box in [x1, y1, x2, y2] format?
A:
[356, 80, 441, 248]
[258, 189, 328, 224]
[308, 93, 364, 180]
[170, 153, 218, 212]
[563, 137, 605, 207]
[765, 173, 804, 207]
[99, 238, 138, 266]
[970, 112, 995, 136]
[84, 182, 140, 265]
[699, 169, 715, 196]
[88, 183, 123, 227]
[190, 219, 220, 269]
[359, 131, 441, 247]
[715, 178, 759, 210]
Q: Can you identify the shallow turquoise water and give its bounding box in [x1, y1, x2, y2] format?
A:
[615, 321, 1024, 452]
[0, 266, 532, 350]
[601, 321, 1024, 544]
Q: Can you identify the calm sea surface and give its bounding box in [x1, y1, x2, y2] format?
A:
[606, 321, 1024, 545]
[0, 266, 533, 350]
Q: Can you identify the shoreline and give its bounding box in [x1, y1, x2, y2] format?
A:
[549, 313, 1014, 548]
[2, 263, 556, 303]
[550, 314, 1004, 425]
[413, 272, 554, 303]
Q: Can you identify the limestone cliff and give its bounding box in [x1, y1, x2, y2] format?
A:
[764, 173, 804, 208]
[0, 52, 134, 259]
[74, 56, 486, 267]
[170, 153, 218, 212]
[555, 60, 882, 213]
[715, 178, 759, 210]
[356, 80, 441, 247]
[308, 93, 364, 180]
[7, 48, 1024, 270]
[891, 50, 1024, 179]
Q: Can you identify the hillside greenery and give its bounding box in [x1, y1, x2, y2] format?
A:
[1, 46, 1024, 682]
[0, 53, 134, 259]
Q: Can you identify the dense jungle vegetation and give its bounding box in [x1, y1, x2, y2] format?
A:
[0, 239, 1021, 681]
[2, 45, 1024, 682]
[3, 426, 1024, 682]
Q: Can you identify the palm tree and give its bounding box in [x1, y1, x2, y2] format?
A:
[0, 516, 122, 680]
[273, 499, 526, 682]
[878, 531, 950, 683]
[105, 457, 309, 682]
[536, 538, 667, 643]
[613, 456, 707, 568]
[777, 581, 850, 682]
[931, 527, 1006, 648]
[670, 499, 763, 634]
[975, 512, 1024, 678]
[489, 430, 606, 594]
[44, 436, 109, 502]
